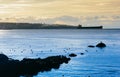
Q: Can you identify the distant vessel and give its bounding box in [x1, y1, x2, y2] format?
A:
[77, 25, 103, 29]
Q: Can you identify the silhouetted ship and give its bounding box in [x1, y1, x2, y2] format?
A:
[77, 25, 103, 29]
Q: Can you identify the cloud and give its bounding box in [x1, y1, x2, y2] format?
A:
[1, 15, 120, 28]
[80, 16, 120, 28]
[0, 0, 120, 18]
[13, 15, 120, 28]
[0, 0, 59, 4]
[0, 0, 120, 28]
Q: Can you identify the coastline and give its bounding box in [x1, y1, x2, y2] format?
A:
[0, 22, 119, 30]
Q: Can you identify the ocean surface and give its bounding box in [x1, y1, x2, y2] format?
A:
[0, 29, 120, 77]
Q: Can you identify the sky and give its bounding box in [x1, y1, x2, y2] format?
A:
[0, 0, 120, 28]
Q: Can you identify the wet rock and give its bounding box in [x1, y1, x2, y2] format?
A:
[69, 53, 77, 57]
[0, 54, 9, 63]
[85, 50, 88, 52]
[88, 45, 95, 48]
[96, 42, 106, 48]
[80, 53, 84, 55]
[0, 54, 71, 77]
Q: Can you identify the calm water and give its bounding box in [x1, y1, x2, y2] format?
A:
[0, 29, 120, 77]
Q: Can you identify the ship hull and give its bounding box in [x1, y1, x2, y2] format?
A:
[78, 26, 103, 29]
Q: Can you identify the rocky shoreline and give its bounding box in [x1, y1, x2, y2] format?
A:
[0, 54, 70, 77]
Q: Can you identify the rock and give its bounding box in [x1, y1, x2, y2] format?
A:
[0, 54, 9, 62]
[96, 42, 106, 48]
[69, 53, 77, 57]
[88, 45, 95, 48]
[80, 53, 84, 55]
[0, 54, 71, 77]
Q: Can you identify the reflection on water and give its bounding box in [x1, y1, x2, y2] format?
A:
[0, 29, 120, 77]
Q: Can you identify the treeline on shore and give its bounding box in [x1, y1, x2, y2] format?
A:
[0, 22, 77, 29]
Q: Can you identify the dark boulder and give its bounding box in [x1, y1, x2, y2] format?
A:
[80, 53, 84, 55]
[88, 45, 95, 48]
[69, 53, 77, 57]
[96, 42, 106, 48]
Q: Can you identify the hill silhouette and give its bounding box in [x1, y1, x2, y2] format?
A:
[0, 22, 76, 29]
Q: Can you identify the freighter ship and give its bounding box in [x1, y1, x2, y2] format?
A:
[77, 25, 103, 29]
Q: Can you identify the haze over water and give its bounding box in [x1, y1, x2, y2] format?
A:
[0, 29, 119, 77]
